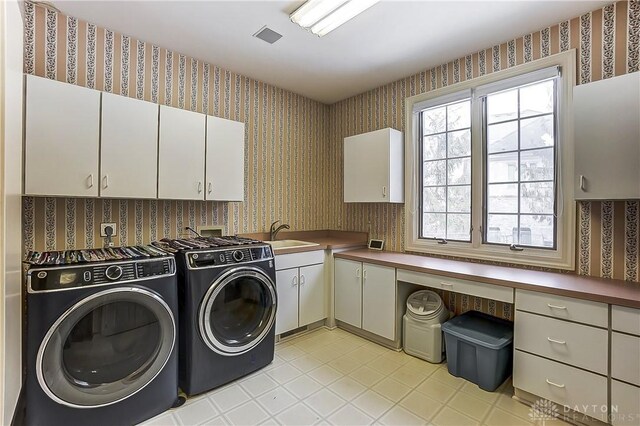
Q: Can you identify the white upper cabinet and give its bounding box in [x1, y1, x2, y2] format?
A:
[574, 72, 640, 200]
[206, 116, 245, 201]
[25, 75, 101, 197]
[158, 105, 206, 200]
[343, 128, 404, 203]
[101, 93, 159, 199]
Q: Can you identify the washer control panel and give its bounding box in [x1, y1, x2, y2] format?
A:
[188, 244, 273, 268]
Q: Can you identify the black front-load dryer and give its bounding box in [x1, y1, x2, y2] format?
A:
[172, 238, 276, 396]
[24, 253, 178, 426]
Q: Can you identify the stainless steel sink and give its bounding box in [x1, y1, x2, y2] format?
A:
[266, 239, 319, 250]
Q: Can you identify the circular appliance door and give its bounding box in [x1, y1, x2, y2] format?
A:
[37, 287, 175, 408]
[199, 267, 276, 356]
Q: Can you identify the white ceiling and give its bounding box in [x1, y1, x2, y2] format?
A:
[49, 0, 610, 104]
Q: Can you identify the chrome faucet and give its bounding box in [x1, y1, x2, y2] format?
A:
[269, 220, 290, 241]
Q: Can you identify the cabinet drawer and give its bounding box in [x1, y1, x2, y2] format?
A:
[612, 305, 640, 336]
[514, 311, 607, 374]
[514, 350, 608, 422]
[611, 380, 640, 426]
[397, 269, 514, 303]
[275, 250, 324, 270]
[515, 289, 607, 327]
[612, 332, 640, 386]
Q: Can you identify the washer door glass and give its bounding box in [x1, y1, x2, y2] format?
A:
[37, 287, 175, 408]
[200, 268, 276, 355]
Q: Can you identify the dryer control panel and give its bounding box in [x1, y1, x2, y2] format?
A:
[28, 257, 176, 292]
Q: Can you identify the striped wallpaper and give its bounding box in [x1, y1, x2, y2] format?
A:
[328, 0, 640, 283]
[21, 1, 639, 319]
[22, 1, 332, 252]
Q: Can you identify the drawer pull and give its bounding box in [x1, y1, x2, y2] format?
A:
[440, 282, 454, 287]
[547, 337, 566, 345]
[547, 303, 567, 310]
[546, 379, 566, 388]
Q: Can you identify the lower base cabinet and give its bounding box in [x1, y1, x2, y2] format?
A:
[275, 256, 325, 335]
[334, 258, 396, 341]
[611, 380, 640, 426]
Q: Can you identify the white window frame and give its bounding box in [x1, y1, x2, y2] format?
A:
[404, 50, 576, 270]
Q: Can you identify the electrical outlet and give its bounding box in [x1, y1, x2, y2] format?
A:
[100, 223, 117, 237]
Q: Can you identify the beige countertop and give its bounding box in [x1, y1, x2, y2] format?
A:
[239, 230, 368, 254]
[334, 249, 640, 309]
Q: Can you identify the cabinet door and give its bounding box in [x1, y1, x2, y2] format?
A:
[344, 129, 390, 202]
[299, 263, 325, 327]
[158, 105, 205, 200]
[362, 263, 396, 340]
[25, 75, 100, 197]
[101, 92, 159, 198]
[275, 268, 299, 335]
[574, 72, 640, 199]
[334, 259, 362, 328]
[206, 116, 245, 201]
[611, 380, 640, 426]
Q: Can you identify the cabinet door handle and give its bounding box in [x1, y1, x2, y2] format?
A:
[546, 379, 565, 388]
[292, 276, 298, 287]
[87, 174, 94, 188]
[208, 182, 212, 193]
[547, 303, 567, 310]
[363, 270, 367, 280]
[102, 175, 109, 189]
[580, 175, 586, 191]
[356, 268, 361, 278]
[198, 182, 203, 193]
[547, 337, 566, 345]
[300, 274, 305, 285]
[382, 186, 386, 197]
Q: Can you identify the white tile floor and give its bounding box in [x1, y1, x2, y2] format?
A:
[142, 328, 572, 426]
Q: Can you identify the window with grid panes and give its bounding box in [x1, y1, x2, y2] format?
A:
[420, 99, 472, 242]
[482, 78, 557, 249]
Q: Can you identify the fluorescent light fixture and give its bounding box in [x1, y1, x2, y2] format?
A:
[290, 0, 380, 37]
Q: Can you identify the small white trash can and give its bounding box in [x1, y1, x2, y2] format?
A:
[403, 290, 450, 363]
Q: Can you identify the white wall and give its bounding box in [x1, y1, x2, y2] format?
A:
[1, 0, 24, 423]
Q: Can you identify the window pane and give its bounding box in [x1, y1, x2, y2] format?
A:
[447, 101, 471, 130]
[487, 121, 518, 153]
[486, 214, 518, 244]
[520, 148, 554, 181]
[448, 186, 471, 213]
[447, 157, 471, 185]
[487, 89, 517, 124]
[520, 80, 554, 118]
[424, 187, 446, 212]
[487, 151, 518, 183]
[520, 214, 554, 247]
[423, 107, 446, 134]
[424, 160, 446, 186]
[487, 183, 518, 213]
[447, 214, 471, 241]
[423, 213, 446, 238]
[424, 134, 447, 160]
[521, 182, 554, 214]
[448, 129, 471, 158]
[520, 114, 554, 149]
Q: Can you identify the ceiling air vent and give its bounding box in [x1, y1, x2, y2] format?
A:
[253, 26, 283, 44]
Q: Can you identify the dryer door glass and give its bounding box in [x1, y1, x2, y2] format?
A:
[200, 268, 276, 355]
[37, 288, 175, 408]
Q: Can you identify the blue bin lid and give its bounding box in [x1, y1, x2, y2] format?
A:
[441, 310, 513, 350]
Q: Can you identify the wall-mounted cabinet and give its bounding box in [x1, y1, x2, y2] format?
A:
[158, 105, 206, 200]
[343, 128, 404, 203]
[574, 72, 640, 200]
[206, 116, 245, 201]
[24, 75, 246, 202]
[101, 92, 159, 199]
[25, 75, 100, 197]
